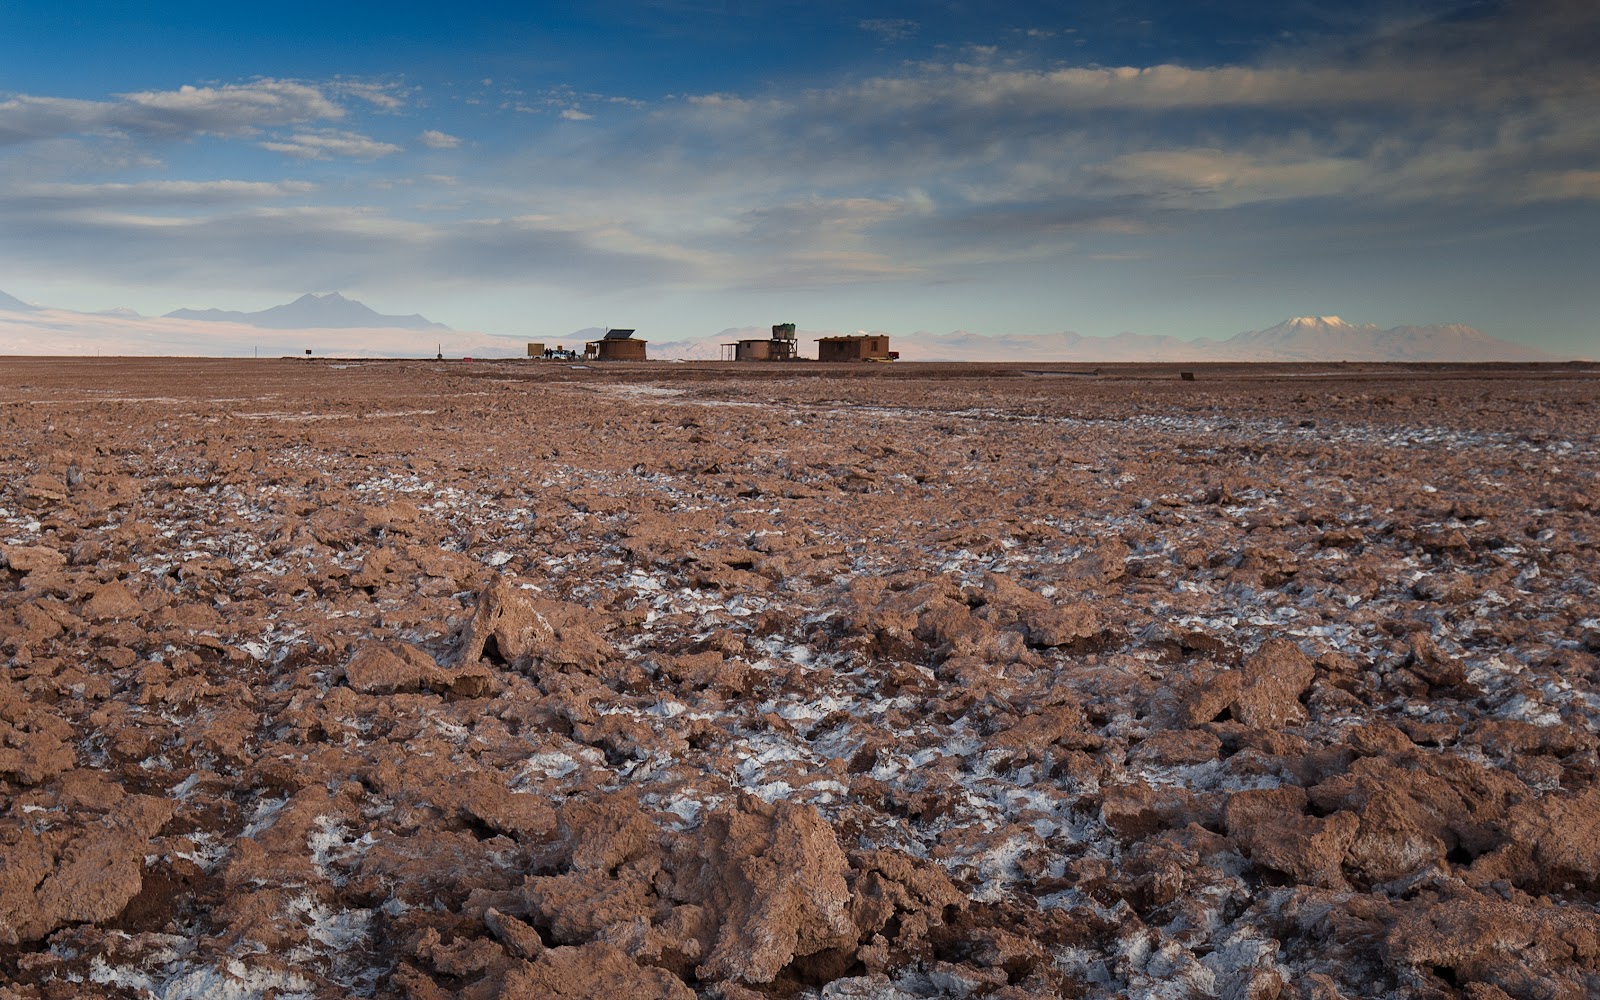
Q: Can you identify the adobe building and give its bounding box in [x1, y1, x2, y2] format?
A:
[815, 334, 896, 362]
[584, 328, 647, 361]
[723, 322, 800, 361]
[726, 339, 774, 361]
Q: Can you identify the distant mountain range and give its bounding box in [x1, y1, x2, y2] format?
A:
[652, 315, 1563, 363]
[1191, 315, 1557, 363]
[0, 288, 503, 357]
[0, 287, 1574, 361]
[164, 292, 449, 331]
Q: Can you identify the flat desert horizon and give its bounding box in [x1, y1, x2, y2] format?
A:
[3, 357, 1598, 998]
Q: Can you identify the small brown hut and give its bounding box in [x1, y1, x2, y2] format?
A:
[585, 328, 647, 361]
[815, 334, 895, 362]
[724, 339, 774, 361]
[723, 322, 801, 362]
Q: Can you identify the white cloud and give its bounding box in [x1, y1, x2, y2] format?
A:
[0, 79, 345, 145]
[419, 129, 461, 149]
[333, 80, 408, 111]
[0, 95, 122, 145]
[0, 200, 712, 293]
[119, 80, 341, 121]
[13, 180, 317, 205]
[560, 109, 594, 121]
[592, 28, 1599, 218]
[259, 129, 401, 159]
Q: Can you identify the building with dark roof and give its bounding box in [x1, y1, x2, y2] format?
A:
[585, 328, 647, 361]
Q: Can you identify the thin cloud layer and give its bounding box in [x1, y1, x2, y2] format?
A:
[624, 53, 1599, 210]
[0, 200, 710, 293]
[0, 80, 345, 145]
[419, 129, 461, 149]
[258, 129, 401, 160]
[8, 180, 318, 207]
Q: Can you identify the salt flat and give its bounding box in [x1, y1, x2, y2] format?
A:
[2, 358, 1598, 999]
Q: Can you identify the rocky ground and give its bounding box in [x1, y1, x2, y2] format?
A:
[2, 357, 1598, 1000]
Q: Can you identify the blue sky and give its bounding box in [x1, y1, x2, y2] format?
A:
[1, 0, 1596, 353]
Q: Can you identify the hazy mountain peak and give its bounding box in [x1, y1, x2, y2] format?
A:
[0, 288, 38, 312]
[164, 292, 450, 331]
[1223, 316, 1558, 362]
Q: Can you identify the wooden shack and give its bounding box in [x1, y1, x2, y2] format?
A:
[584, 328, 647, 361]
[815, 334, 894, 362]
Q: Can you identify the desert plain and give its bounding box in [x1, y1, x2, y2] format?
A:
[1, 357, 1598, 1000]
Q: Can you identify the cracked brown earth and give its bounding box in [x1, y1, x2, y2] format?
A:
[1, 356, 1598, 999]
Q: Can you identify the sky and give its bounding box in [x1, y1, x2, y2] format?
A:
[1, 0, 1596, 355]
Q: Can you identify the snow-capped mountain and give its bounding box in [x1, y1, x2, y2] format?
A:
[1214, 316, 1557, 362]
[165, 292, 450, 331]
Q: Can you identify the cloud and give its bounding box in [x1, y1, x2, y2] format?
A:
[461, 2, 1588, 294]
[118, 80, 343, 125]
[4, 0, 1597, 318]
[586, 3, 1599, 220]
[0, 79, 345, 146]
[258, 129, 401, 159]
[718, 195, 928, 287]
[502, 83, 641, 119]
[1528, 169, 1600, 201]
[333, 80, 409, 112]
[858, 18, 918, 42]
[660, 59, 1590, 157]
[419, 129, 462, 148]
[0, 198, 711, 295]
[890, 63, 1485, 113]
[7, 179, 318, 207]
[1087, 148, 1370, 206]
